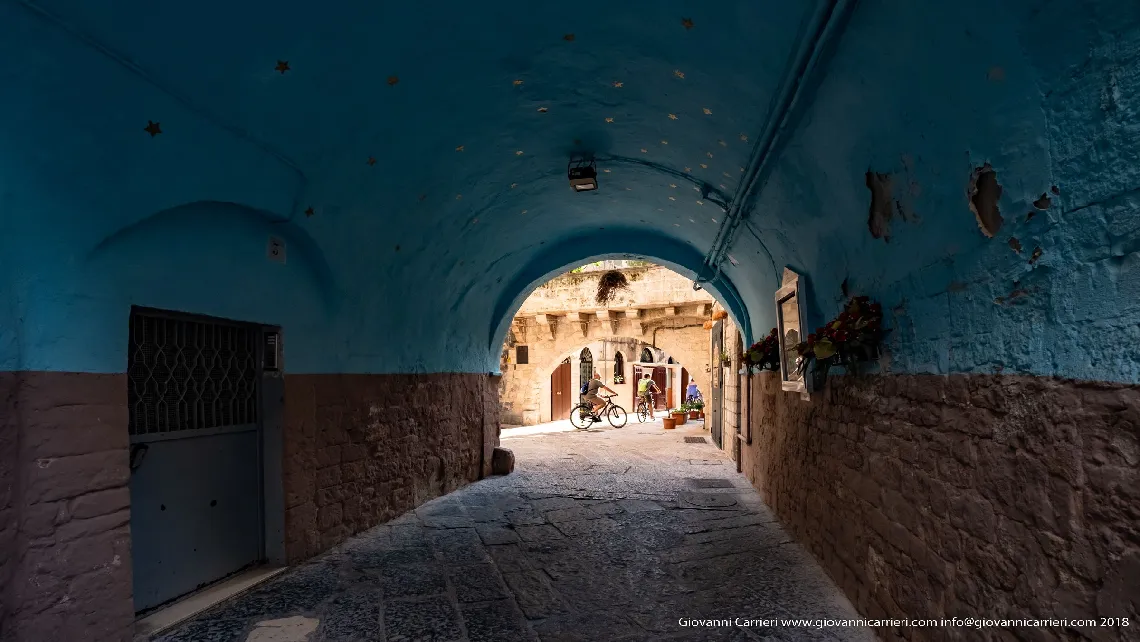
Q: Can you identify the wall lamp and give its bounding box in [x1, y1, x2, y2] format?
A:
[568, 156, 598, 191]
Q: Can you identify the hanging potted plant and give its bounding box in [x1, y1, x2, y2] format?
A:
[719, 351, 731, 367]
[742, 328, 781, 373]
[795, 295, 888, 388]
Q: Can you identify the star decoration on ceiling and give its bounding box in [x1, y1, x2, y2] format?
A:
[563, 33, 575, 41]
[513, 79, 524, 86]
[516, 150, 524, 155]
[613, 81, 624, 88]
[367, 156, 376, 166]
[693, 186, 701, 191]
[387, 75, 399, 86]
[605, 117, 614, 123]
[707, 152, 714, 158]
[697, 200, 704, 205]
[661, 140, 668, 145]
[538, 107, 548, 112]
[143, 120, 162, 137]
[275, 60, 290, 74]
[304, 206, 315, 217]
[719, 140, 727, 147]
[669, 184, 677, 188]
[674, 70, 685, 79]
[668, 113, 678, 120]
[703, 107, 712, 115]
[603, 169, 611, 173]
[740, 134, 749, 142]
[456, 145, 464, 152]
[682, 17, 695, 29]
[510, 183, 518, 189]
[640, 148, 648, 153]
[669, 196, 676, 201]
[700, 163, 708, 168]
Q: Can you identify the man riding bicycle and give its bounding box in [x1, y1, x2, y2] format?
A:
[584, 372, 617, 416]
[637, 373, 661, 413]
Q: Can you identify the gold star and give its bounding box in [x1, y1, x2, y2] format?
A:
[697, 200, 704, 205]
[456, 145, 464, 152]
[719, 140, 727, 147]
[612, 81, 623, 88]
[661, 140, 668, 145]
[669, 184, 677, 188]
[603, 168, 611, 173]
[703, 107, 712, 115]
[510, 183, 518, 189]
[563, 33, 575, 41]
[605, 117, 614, 123]
[640, 148, 648, 153]
[387, 75, 399, 86]
[740, 134, 748, 142]
[516, 150, 524, 155]
[674, 70, 685, 79]
[682, 17, 694, 29]
[669, 196, 676, 201]
[304, 206, 315, 217]
[693, 186, 701, 191]
[367, 156, 376, 166]
[513, 79, 524, 86]
[668, 113, 678, 120]
[538, 107, 548, 112]
[275, 60, 290, 74]
[700, 163, 708, 168]
[143, 120, 162, 137]
[707, 152, 714, 158]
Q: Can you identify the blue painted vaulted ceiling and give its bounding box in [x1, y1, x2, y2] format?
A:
[0, 0, 1137, 381]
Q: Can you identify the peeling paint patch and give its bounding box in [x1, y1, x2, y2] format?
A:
[1029, 247, 1043, 264]
[1008, 237, 1022, 253]
[968, 163, 1003, 238]
[866, 171, 894, 241]
[1032, 193, 1052, 210]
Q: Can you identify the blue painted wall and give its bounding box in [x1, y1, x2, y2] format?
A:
[0, 0, 1136, 382]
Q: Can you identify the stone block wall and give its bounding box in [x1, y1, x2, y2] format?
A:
[1, 372, 134, 642]
[519, 265, 711, 315]
[741, 372, 1139, 642]
[281, 373, 495, 562]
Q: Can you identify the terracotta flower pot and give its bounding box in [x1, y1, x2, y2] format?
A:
[688, 411, 699, 419]
[671, 411, 686, 425]
[663, 416, 677, 430]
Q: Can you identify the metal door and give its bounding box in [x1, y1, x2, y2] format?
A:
[127, 309, 264, 613]
[551, 358, 572, 420]
[710, 320, 724, 447]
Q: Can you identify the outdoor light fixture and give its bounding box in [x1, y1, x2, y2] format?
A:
[568, 156, 598, 191]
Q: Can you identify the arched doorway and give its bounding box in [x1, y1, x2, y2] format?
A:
[613, 351, 625, 384]
[550, 357, 572, 420]
[579, 348, 593, 392]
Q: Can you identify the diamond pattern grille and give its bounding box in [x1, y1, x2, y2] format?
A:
[128, 312, 259, 435]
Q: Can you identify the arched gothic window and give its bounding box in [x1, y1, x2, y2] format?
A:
[613, 351, 625, 382]
[579, 348, 593, 391]
[640, 347, 653, 363]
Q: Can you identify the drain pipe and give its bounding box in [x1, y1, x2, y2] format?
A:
[701, 0, 858, 282]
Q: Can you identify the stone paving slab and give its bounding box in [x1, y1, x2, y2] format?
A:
[156, 421, 873, 642]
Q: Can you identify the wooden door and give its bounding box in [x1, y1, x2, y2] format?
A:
[631, 365, 643, 408]
[551, 359, 572, 420]
[680, 368, 689, 403]
[652, 367, 667, 410]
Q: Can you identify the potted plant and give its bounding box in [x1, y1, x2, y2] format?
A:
[670, 407, 686, 425]
[742, 327, 781, 373]
[795, 295, 888, 388]
[663, 414, 677, 430]
[688, 398, 704, 419]
[719, 351, 731, 367]
[613, 374, 624, 384]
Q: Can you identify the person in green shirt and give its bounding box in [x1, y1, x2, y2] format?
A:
[637, 373, 661, 415]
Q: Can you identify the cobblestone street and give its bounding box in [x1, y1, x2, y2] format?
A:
[157, 419, 875, 642]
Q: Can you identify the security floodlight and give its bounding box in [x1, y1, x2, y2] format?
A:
[568, 157, 598, 191]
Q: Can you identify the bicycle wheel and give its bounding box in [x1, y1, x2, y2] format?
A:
[636, 402, 649, 423]
[607, 404, 628, 428]
[569, 403, 594, 430]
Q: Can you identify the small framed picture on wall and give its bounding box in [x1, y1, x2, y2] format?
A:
[775, 268, 810, 399]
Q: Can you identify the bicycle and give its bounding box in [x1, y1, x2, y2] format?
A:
[570, 394, 628, 429]
[635, 394, 656, 422]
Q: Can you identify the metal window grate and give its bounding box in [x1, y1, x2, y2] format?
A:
[128, 311, 259, 435]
